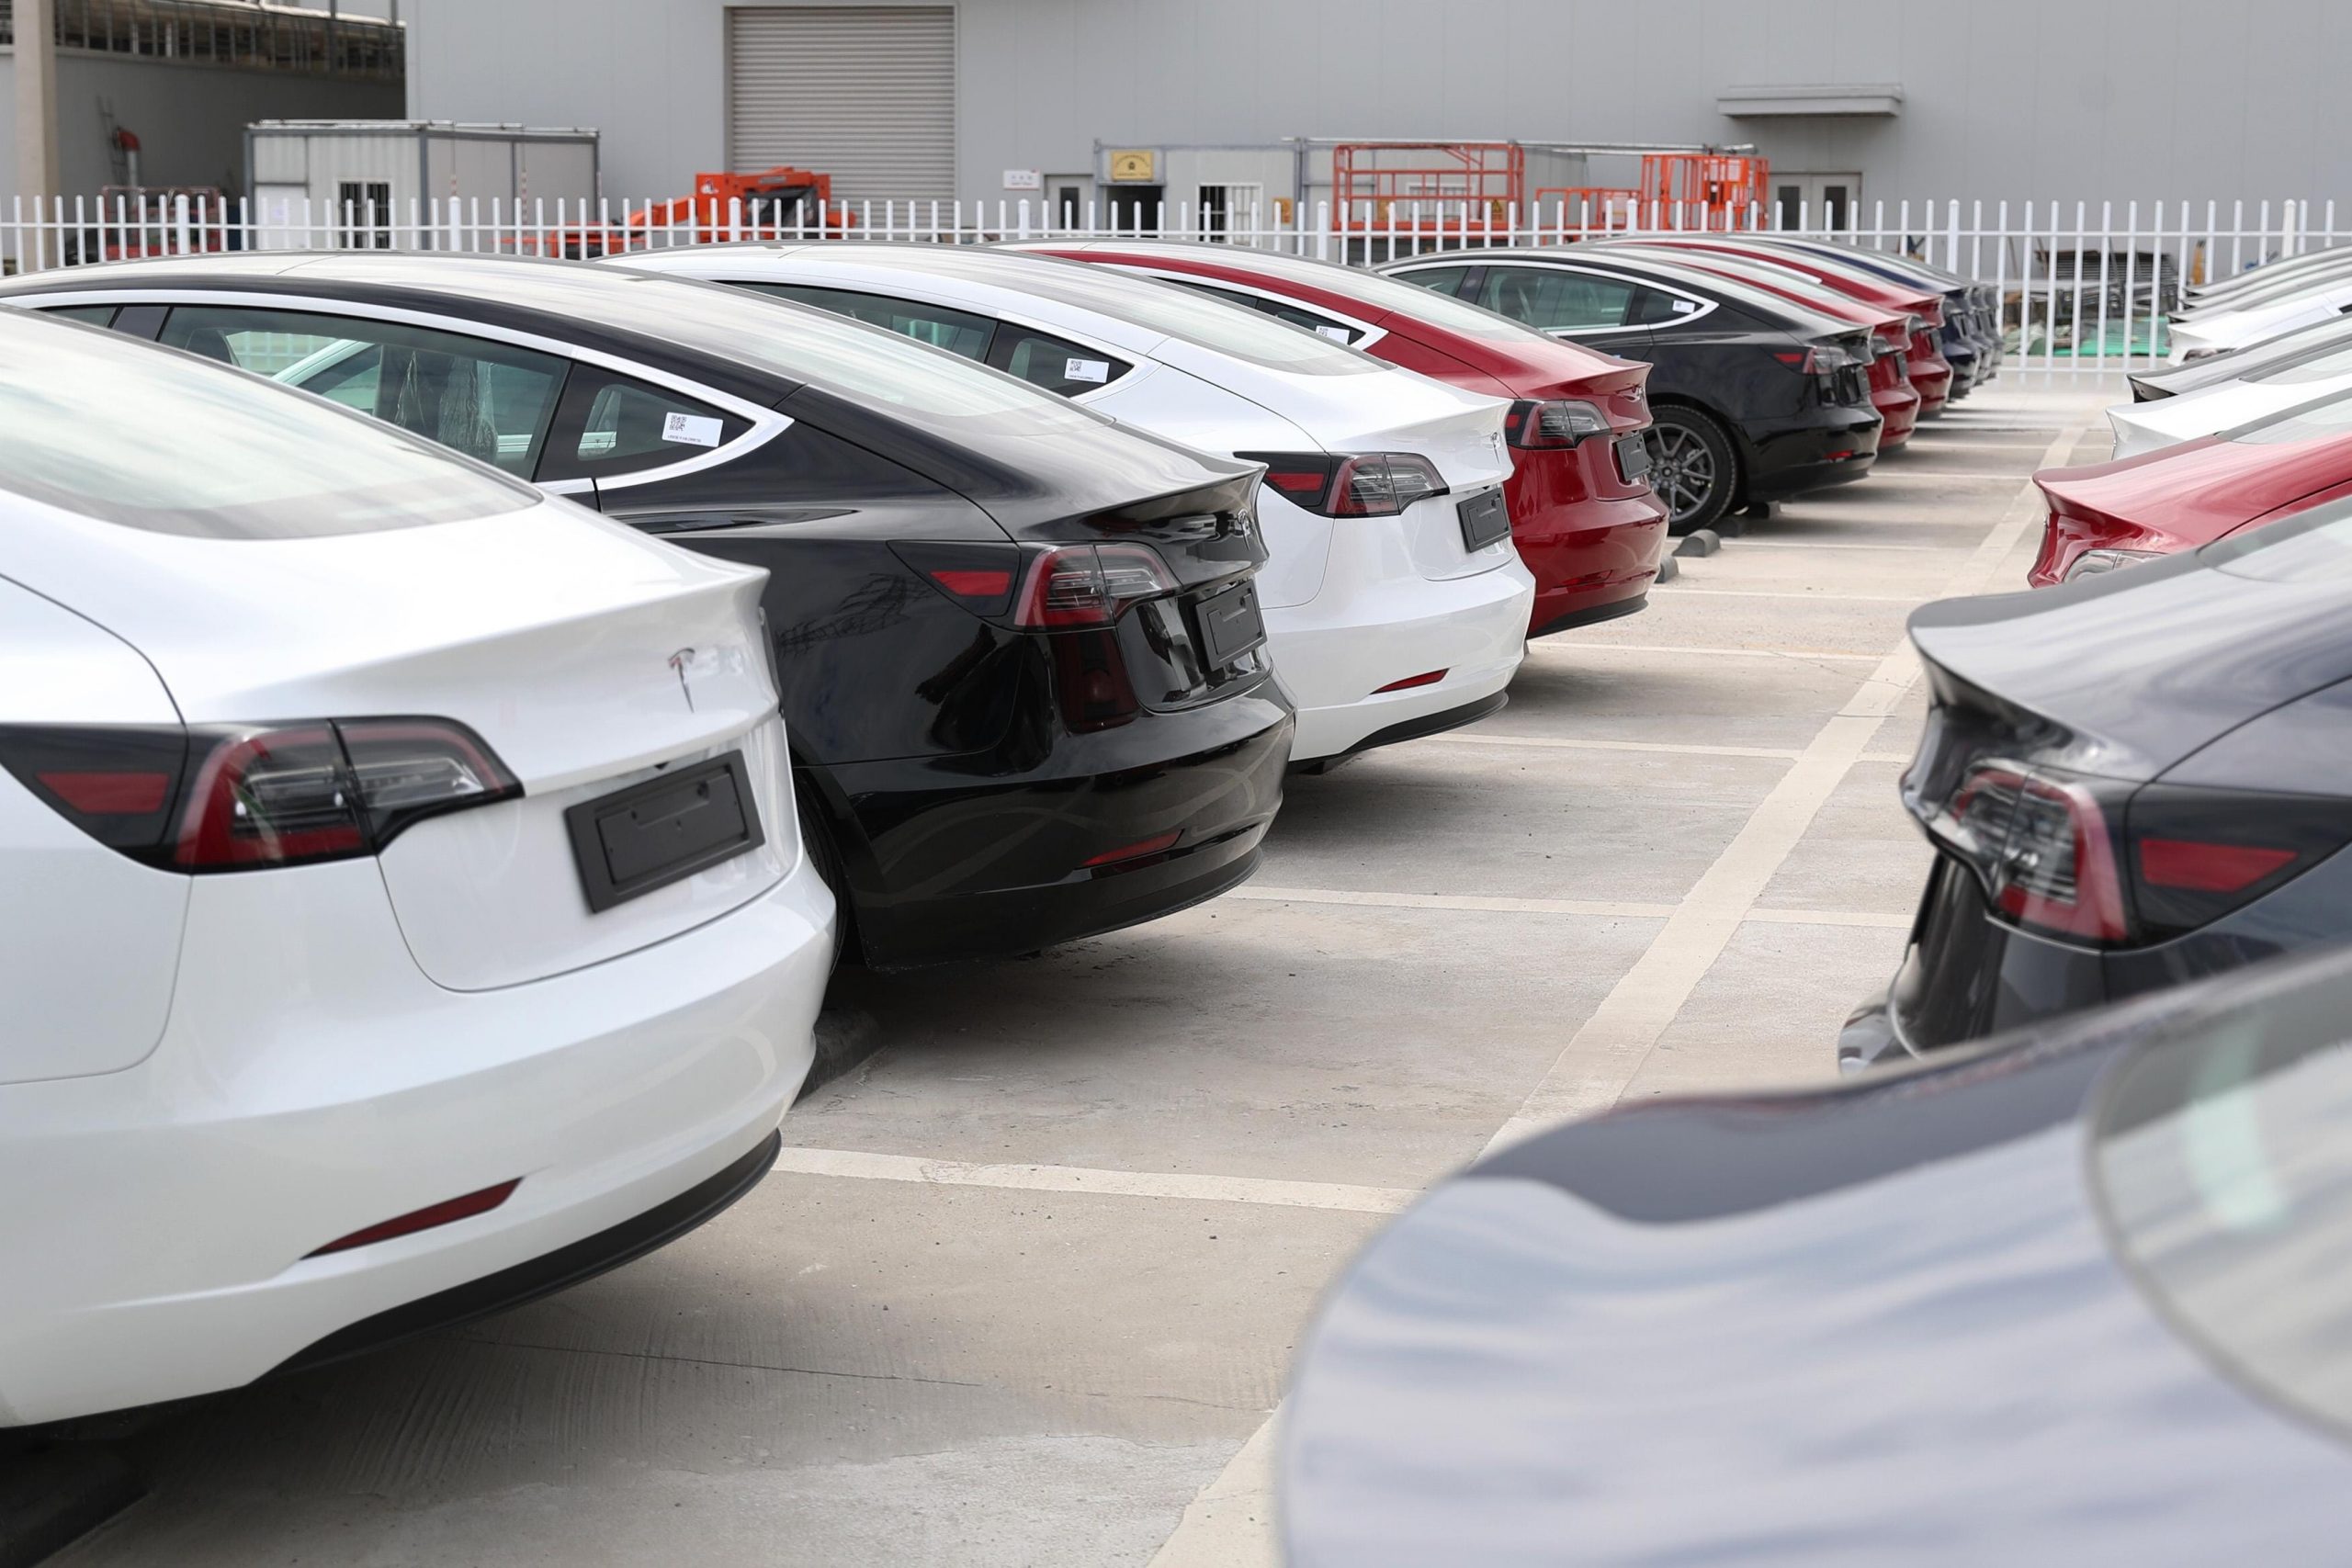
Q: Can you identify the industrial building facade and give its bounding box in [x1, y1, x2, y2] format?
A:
[399, 0, 2352, 215]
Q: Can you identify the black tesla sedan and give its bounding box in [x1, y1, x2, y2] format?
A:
[1378, 248, 1882, 532]
[1842, 496, 2352, 1070]
[0, 254, 1291, 967]
[1283, 949, 2352, 1565]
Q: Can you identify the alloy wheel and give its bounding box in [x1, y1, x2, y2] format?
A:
[1644, 423, 1718, 527]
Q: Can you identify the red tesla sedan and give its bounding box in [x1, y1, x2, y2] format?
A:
[1605, 236, 1955, 419]
[1592, 243, 1923, 451]
[2030, 400, 2352, 585]
[1012, 240, 1670, 639]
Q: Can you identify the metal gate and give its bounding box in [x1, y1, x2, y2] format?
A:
[726, 6, 956, 207]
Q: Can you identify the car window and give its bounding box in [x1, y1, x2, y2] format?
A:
[737, 281, 996, 360]
[540, 368, 749, 482]
[1389, 265, 1472, 300]
[988, 324, 1132, 395]
[2091, 973, 2352, 1437]
[38, 304, 118, 327]
[1629, 287, 1699, 325]
[1477, 267, 1638, 332]
[162, 306, 566, 478]
[0, 310, 535, 538]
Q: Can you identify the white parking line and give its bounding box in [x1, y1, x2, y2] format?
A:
[1138, 421, 2085, 1568]
[768, 1146, 1416, 1215]
[1539, 642, 1883, 662]
[1427, 734, 1912, 765]
[1665, 587, 1928, 604]
[1227, 886, 1911, 929]
[1483, 424, 2077, 1152]
[1429, 733, 1804, 761]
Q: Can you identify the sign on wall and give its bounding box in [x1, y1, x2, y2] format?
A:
[1003, 169, 1042, 191]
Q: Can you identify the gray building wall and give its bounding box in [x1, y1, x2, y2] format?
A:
[404, 0, 2352, 210]
[0, 50, 403, 207]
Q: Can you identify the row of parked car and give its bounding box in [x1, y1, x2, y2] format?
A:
[0, 230, 1976, 1431]
[1285, 251, 2352, 1562]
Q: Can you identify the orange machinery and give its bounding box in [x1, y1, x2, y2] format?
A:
[519, 166, 857, 258]
[1537, 152, 1771, 231]
[1330, 141, 1525, 234]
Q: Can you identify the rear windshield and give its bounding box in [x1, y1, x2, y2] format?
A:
[0, 309, 535, 538]
[2202, 495, 2352, 581]
[2254, 341, 2352, 385]
[2231, 393, 2352, 447]
[2092, 967, 2352, 1438]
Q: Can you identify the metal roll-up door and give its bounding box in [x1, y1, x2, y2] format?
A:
[728, 6, 956, 209]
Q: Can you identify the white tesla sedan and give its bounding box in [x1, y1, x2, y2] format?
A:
[618, 244, 1533, 767]
[2168, 272, 2352, 362]
[0, 310, 834, 1427]
[2110, 333, 2352, 457]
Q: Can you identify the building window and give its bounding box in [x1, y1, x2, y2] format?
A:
[336, 182, 392, 249]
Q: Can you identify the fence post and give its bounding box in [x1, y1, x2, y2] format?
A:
[174, 193, 192, 257]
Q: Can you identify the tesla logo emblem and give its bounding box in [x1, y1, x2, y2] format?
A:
[668, 648, 696, 711]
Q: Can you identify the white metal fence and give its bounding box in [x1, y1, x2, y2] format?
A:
[6, 192, 2343, 375]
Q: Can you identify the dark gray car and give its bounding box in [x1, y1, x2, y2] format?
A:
[1842, 495, 2352, 1070]
[1283, 949, 2352, 1566]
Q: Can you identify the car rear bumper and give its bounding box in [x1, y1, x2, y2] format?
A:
[1273, 559, 1534, 761]
[0, 850, 835, 1427]
[1908, 357, 1955, 415]
[1509, 469, 1668, 637]
[1838, 854, 2110, 1071]
[1871, 385, 1923, 449]
[826, 687, 1295, 965]
[1744, 406, 1883, 501]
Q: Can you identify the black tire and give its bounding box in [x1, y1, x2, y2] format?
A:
[797, 788, 854, 971]
[1643, 405, 1738, 535]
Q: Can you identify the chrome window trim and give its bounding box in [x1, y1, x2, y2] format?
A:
[6, 288, 792, 493]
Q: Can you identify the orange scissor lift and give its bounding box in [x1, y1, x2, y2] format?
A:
[517, 166, 858, 259]
[1537, 152, 1771, 231]
[1329, 141, 1528, 236]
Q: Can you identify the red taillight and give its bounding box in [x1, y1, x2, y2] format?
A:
[1084, 829, 1181, 868]
[1374, 669, 1448, 693]
[305, 1178, 520, 1258]
[1241, 451, 1446, 518]
[1944, 764, 2129, 943]
[933, 569, 1012, 597]
[174, 719, 519, 871]
[0, 718, 526, 874]
[1503, 400, 1609, 450]
[1014, 543, 1179, 629]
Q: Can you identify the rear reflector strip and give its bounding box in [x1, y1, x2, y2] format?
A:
[1374, 670, 1448, 693]
[930, 569, 1013, 598]
[306, 1179, 521, 1258]
[2139, 839, 2299, 894]
[1084, 829, 1182, 868]
[36, 771, 171, 814]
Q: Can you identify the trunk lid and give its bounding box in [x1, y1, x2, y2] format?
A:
[1163, 357, 1513, 584]
[1909, 532, 2352, 783]
[17, 497, 794, 990]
